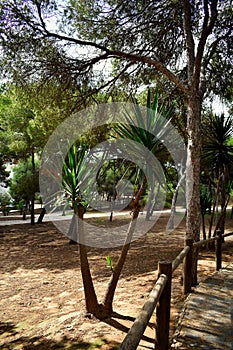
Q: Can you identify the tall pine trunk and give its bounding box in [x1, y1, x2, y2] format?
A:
[186, 93, 202, 285]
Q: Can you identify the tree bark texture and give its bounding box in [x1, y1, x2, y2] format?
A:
[185, 93, 202, 285]
[186, 93, 202, 242]
[77, 205, 99, 314]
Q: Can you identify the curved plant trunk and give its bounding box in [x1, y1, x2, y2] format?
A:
[79, 242, 99, 315]
[102, 180, 145, 314]
[37, 207, 46, 223]
[102, 208, 139, 314]
[76, 205, 99, 315]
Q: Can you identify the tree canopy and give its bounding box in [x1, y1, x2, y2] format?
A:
[9, 157, 40, 204]
[0, 1, 232, 100]
[0, 0, 232, 278]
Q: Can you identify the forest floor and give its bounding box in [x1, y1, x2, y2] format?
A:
[0, 211, 233, 350]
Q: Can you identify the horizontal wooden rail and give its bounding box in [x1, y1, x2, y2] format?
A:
[193, 231, 233, 248]
[172, 246, 190, 272]
[119, 274, 167, 350]
[119, 230, 233, 350]
[193, 236, 217, 247]
[222, 231, 233, 238]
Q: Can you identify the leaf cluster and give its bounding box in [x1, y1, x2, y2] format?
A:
[9, 157, 40, 202]
[1, 0, 232, 103]
[202, 113, 233, 174]
[62, 142, 89, 212]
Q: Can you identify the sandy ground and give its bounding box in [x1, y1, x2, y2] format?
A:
[0, 212, 232, 350]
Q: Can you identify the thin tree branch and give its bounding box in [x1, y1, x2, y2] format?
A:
[182, 0, 195, 82]
[33, 0, 188, 95]
[109, 51, 189, 94]
[34, 0, 111, 54]
[193, 0, 218, 89]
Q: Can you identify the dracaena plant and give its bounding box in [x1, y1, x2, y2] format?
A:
[100, 90, 174, 314]
[58, 90, 175, 318]
[62, 142, 99, 314]
[113, 89, 172, 219]
[201, 114, 233, 237]
[62, 142, 88, 215]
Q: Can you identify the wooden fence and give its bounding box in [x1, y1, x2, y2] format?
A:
[119, 230, 233, 350]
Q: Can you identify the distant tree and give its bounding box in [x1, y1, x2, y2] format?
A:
[0, 92, 12, 156]
[0, 190, 11, 216]
[201, 114, 233, 236]
[0, 154, 10, 187]
[0, 86, 70, 223]
[9, 158, 40, 215]
[96, 159, 134, 200]
[3, 105, 42, 224]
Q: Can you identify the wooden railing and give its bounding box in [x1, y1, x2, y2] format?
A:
[119, 230, 233, 350]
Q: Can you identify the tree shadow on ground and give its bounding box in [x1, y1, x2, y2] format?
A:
[102, 312, 155, 345]
[0, 312, 155, 349]
[0, 322, 119, 350]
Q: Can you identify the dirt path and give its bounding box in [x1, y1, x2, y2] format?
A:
[0, 214, 232, 349]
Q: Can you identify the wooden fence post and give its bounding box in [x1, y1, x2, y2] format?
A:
[216, 230, 222, 271]
[183, 238, 193, 294]
[155, 261, 172, 350]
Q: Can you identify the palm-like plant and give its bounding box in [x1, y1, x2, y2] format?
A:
[114, 90, 172, 218]
[101, 90, 173, 313]
[60, 91, 175, 317]
[201, 113, 233, 236]
[62, 142, 98, 314]
[202, 114, 233, 170]
[62, 142, 88, 216]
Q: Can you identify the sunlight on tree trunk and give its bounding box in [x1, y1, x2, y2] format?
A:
[186, 94, 202, 285]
